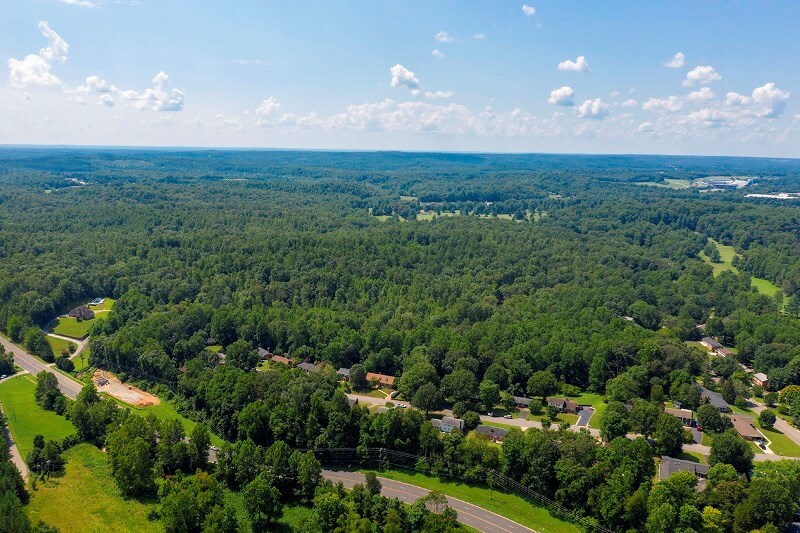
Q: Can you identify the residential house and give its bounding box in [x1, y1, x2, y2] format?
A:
[270, 355, 291, 366]
[659, 456, 709, 490]
[257, 347, 271, 360]
[366, 372, 396, 389]
[435, 416, 465, 433]
[337, 367, 351, 381]
[475, 424, 508, 442]
[347, 398, 358, 407]
[68, 305, 95, 320]
[753, 373, 768, 388]
[664, 408, 695, 427]
[700, 386, 731, 413]
[701, 337, 723, 351]
[729, 416, 764, 442]
[513, 396, 532, 408]
[546, 397, 579, 413]
[298, 362, 320, 373]
[715, 347, 735, 358]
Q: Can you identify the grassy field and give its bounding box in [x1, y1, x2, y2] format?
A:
[352, 387, 388, 399]
[26, 444, 160, 533]
[634, 179, 692, 189]
[0, 375, 76, 458]
[102, 394, 225, 448]
[676, 451, 707, 464]
[373, 469, 580, 533]
[699, 240, 783, 299]
[46, 336, 76, 358]
[71, 351, 90, 372]
[88, 298, 115, 312]
[51, 317, 96, 339]
[754, 421, 800, 457]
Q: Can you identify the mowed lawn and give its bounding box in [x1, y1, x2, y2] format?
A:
[51, 317, 95, 339]
[89, 298, 115, 312]
[26, 443, 161, 533]
[102, 394, 225, 448]
[46, 335, 76, 358]
[374, 469, 580, 533]
[0, 375, 75, 458]
[567, 393, 606, 429]
[700, 239, 782, 298]
[755, 421, 800, 457]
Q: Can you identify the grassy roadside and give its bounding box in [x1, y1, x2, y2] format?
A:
[371, 469, 581, 533]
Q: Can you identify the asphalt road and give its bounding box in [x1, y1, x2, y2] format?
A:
[0, 335, 83, 399]
[323, 469, 536, 533]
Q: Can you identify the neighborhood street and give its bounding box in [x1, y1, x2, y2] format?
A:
[322, 469, 536, 533]
[0, 335, 83, 399]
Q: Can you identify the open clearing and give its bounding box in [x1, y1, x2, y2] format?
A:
[634, 178, 692, 189]
[51, 317, 96, 339]
[373, 469, 580, 533]
[699, 239, 782, 298]
[0, 375, 75, 458]
[88, 298, 115, 312]
[47, 336, 76, 358]
[26, 443, 160, 533]
[93, 369, 160, 407]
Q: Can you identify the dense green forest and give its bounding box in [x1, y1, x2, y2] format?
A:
[2, 148, 800, 532]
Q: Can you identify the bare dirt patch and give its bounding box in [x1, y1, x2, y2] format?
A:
[92, 369, 160, 407]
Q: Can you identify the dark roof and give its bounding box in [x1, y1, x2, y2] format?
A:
[476, 425, 509, 438]
[298, 362, 320, 373]
[702, 337, 723, 349]
[700, 386, 730, 410]
[730, 416, 762, 440]
[659, 456, 709, 480]
[347, 398, 358, 407]
[337, 367, 351, 376]
[257, 347, 270, 357]
[440, 416, 464, 429]
[513, 396, 532, 406]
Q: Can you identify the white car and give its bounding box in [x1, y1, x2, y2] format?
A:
[487, 411, 494, 417]
[210, 445, 219, 451]
[398, 403, 407, 408]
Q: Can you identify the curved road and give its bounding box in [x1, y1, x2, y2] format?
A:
[0, 335, 82, 399]
[323, 469, 535, 533]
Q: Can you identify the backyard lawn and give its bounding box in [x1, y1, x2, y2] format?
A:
[26, 443, 160, 533]
[566, 393, 606, 429]
[88, 298, 115, 312]
[373, 469, 580, 533]
[0, 375, 76, 458]
[755, 421, 800, 457]
[46, 336, 76, 358]
[51, 317, 95, 339]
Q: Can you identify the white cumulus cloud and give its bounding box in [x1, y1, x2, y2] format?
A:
[576, 98, 608, 119]
[425, 91, 454, 99]
[643, 96, 682, 112]
[432, 49, 444, 59]
[621, 98, 638, 108]
[522, 4, 536, 16]
[434, 31, 454, 43]
[118, 71, 184, 111]
[664, 52, 685, 69]
[637, 121, 655, 133]
[548, 86, 574, 106]
[751, 82, 790, 118]
[98, 94, 114, 107]
[390, 64, 421, 96]
[725, 92, 752, 107]
[686, 87, 716, 101]
[8, 21, 69, 87]
[558, 56, 590, 73]
[683, 65, 721, 87]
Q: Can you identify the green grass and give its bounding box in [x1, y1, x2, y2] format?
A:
[71, 352, 90, 372]
[730, 404, 755, 415]
[702, 432, 714, 446]
[352, 387, 388, 399]
[699, 240, 782, 298]
[754, 421, 800, 457]
[751, 277, 781, 298]
[634, 179, 691, 189]
[46, 336, 76, 358]
[88, 298, 115, 311]
[205, 345, 222, 354]
[565, 393, 606, 429]
[481, 420, 517, 431]
[399, 195, 418, 202]
[676, 451, 707, 464]
[101, 394, 224, 448]
[373, 469, 580, 532]
[26, 443, 160, 533]
[0, 375, 76, 458]
[51, 317, 96, 339]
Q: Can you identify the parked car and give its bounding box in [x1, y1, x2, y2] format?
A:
[398, 403, 406, 408]
[210, 445, 219, 451]
[504, 414, 513, 419]
[487, 411, 493, 417]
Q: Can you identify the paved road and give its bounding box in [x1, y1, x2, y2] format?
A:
[323, 469, 536, 533]
[0, 336, 83, 399]
[0, 405, 28, 482]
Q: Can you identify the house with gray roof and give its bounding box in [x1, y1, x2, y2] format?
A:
[700, 386, 730, 413]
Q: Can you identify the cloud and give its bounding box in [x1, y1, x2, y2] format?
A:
[57, 0, 98, 7]
[643, 96, 682, 112]
[637, 121, 655, 133]
[434, 31, 454, 43]
[664, 52, 685, 69]
[432, 49, 444, 59]
[751, 82, 790, 118]
[558, 56, 590, 72]
[576, 98, 608, 119]
[686, 87, 716, 101]
[232, 59, 265, 65]
[118, 71, 184, 111]
[683, 65, 721, 87]
[472, 34, 486, 40]
[621, 98, 638, 108]
[390, 64, 421, 96]
[8, 22, 69, 87]
[548, 86, 574, 106]
[522, 4, 536, 16]
[725, 92, 752, 107]
[78, 75, 113, 93]
[98, 94, 114, 107]
[256, 96, 282, 117]
[425, 91, 454, 99]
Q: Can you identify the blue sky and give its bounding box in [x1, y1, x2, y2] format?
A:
[3, 1, 800, 156]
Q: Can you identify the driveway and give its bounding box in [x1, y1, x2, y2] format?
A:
[576, 407, 594, 427]
[323, 469, 536, 533]
[690, 427, 703, 444]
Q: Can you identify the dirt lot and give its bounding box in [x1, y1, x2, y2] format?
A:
[92, 369, 160, 407]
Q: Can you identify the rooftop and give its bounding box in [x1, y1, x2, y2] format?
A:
[659, 456, 709, 480]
